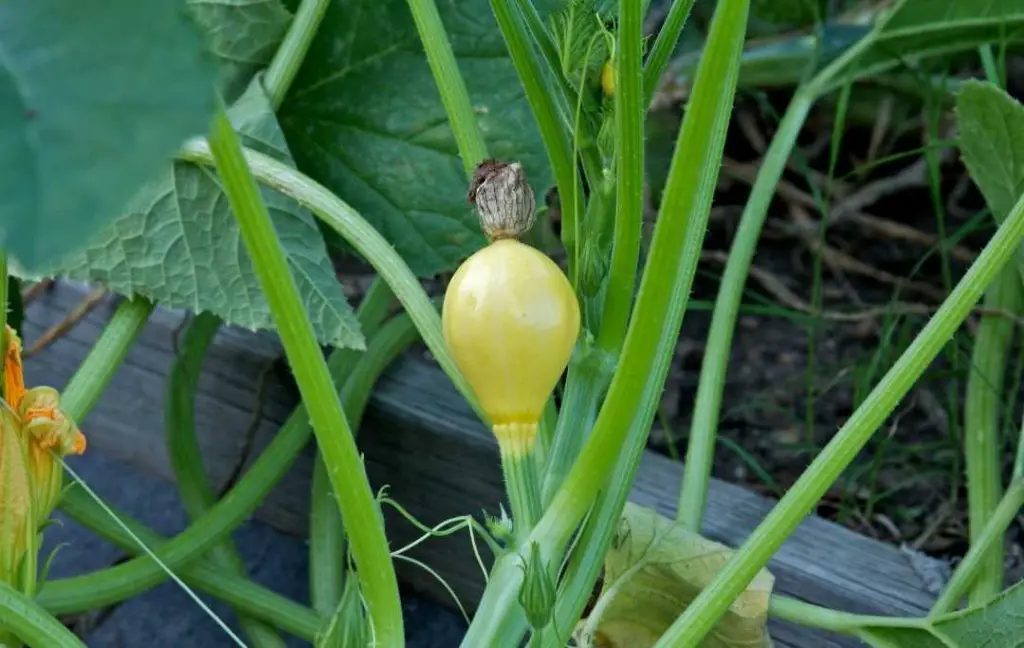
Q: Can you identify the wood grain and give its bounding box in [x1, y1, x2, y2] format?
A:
[23, 282, 949, 647]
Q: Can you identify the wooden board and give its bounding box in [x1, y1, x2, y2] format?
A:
[22, 282, 951, 647]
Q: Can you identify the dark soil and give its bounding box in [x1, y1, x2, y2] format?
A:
[640, 84, 1024, 573]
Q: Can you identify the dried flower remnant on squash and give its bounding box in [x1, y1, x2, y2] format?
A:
[468, 159, 536, 241]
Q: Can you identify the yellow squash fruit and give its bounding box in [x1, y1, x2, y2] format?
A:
[444, 238, 579, 454]
[444, 161, 580, 456]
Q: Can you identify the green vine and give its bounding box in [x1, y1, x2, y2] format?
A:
[207, 105, 404, 645]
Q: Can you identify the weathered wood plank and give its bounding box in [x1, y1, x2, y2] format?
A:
[23, 282, 949, 647]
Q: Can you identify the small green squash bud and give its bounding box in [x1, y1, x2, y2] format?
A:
[316, 573, 367, 648]
[578, 236, 608, 299]
[468, 159, 536, 241]
[518, 542, 557, 630]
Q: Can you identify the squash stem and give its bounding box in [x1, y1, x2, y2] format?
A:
[541, 348, 610, 506]
[932, 478, 1024, 615]
[206, 105, 403, 645]
[496, 424, 542, 541]
[262, 0, 330, 109]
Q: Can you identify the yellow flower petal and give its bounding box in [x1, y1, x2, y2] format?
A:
[20, 388, 86, 522]
[2, 326, 25, 411]
[0, 407, 29, 585]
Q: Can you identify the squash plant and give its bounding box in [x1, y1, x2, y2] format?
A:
[4, 0, 1024, 647]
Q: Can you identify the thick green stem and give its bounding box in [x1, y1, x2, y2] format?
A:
[541, 416, 648, 648]
[642, 0, 698, 107]
[768, 595, 919, 634]
[461, 0, 750, 643]
[0, 582, 83, 648]
[177, 139, 482, 424]
[961, 43, 1016, 607]
[514, 0, 572, 117]
[60, 298, 155, 420]
[654, 189, 1024, 647]
[678, 91, 812, 528]
[59, 490, 321, 640]
[963, 267, 1021, 604]
[540, 350, 609, 505]
[510, 0, 604, 189]
[267, 0, 349, 614]
[488, 0, 582, 275]
[500, 442, 543, 541]
[263, 0, 331, 109]
[308, 456, 342, 613]
[316, 311, 420, 633]
[597, 0, 645, 352]
[310, 279, 394, 614]
[207, 106, 403, 645]
[535, 397, 558, 471]
[533, 0, 747, 554]
[933, 479, 1024, 615]
[405, 0, 489, 171]
[166, 311, 284, 648]
[166, 312, 221, 515]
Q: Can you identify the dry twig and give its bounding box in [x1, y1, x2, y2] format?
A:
[21, 278, 55, 305]
[699, 249, 1021, 329]
[25, 287, 108, 357]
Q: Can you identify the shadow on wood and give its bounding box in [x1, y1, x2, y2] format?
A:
[23, 282, 949, 648]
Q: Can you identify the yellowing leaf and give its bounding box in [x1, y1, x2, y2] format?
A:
[580, 502, 774, 648]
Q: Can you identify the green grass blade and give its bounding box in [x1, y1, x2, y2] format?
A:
[678, 89, 813, 529]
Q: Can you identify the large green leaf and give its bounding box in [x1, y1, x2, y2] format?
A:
[0, 0, 218, 272]
[578, 503, 774, 648]
[188, 0, 293, 100]
[955, 80, 1024, 276]
[956, 81, 1024, 222]
[818, 0, 1024, 93]
[43, 76, 363, 349]
[278, 0, 552, 277]
[858, 580, 1024, 647]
